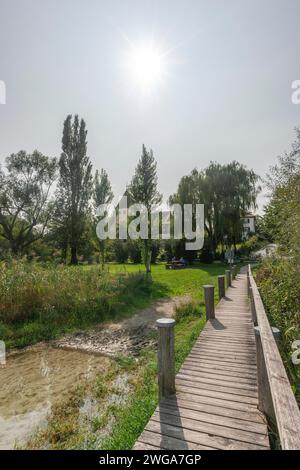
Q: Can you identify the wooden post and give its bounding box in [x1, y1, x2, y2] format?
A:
[249, 286, 257, 325]
[225, 269, 231, 288]
[217, 275, 225, 300]
[254, 326, 275, 421]
[247, 266, 250, 296]
[254, 326, 280, 423]
[203, 285, 215, 320]
[234, 265, 238, 279]
[156, 318, 176, 400]
[230, 266, 235, 281]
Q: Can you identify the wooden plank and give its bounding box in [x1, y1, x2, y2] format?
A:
[180, 364, 257, 381]
[176, 378, 258, 398]
[152, 410, 269, 447]
[191, 346, 256, 357]
[145, 417, 267, 450]
[175, 390, 258, 412]
[135, 428, 216, 450]
[187, 353, 257, 366]
[176, 383, 258, 404]
[177, 372, 258, 392]
[184, 358, 257, 373]
[163, 396, 264, 424]
[190, 346, 256, 356]
[159, 402, 266, 433]
[133, 441, 161, 450]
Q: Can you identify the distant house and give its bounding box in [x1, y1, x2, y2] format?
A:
[242, 213, 255, 238]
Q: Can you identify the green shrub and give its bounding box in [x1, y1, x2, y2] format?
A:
[175, 300, 202, 321]
[256, 257, 300, 402]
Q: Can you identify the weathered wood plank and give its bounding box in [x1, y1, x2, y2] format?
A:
[175, 389, 258, 412]
[176, 382, 258, 404]
[145, 418, 267, 450]
[134, 429, 216, 450]
[159, 402, 266, 433]
[152, 410, 269, 447]
[176, 373, 258, 392]
[180, 365, 257, 381]
[163, 396, 264, 424]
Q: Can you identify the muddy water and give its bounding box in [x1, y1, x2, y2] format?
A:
[0, 345, 109, 449]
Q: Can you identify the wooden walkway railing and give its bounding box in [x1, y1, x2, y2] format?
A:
[134, 265, 300, 450]
[248, 265, 300, 450]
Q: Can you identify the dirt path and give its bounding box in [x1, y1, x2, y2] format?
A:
[53, 296, 191, 357]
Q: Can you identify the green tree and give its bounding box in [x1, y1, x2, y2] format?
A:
[262, 127, 300, 256]
[55, 115, 93, 265]
[170, 161, 260, 256]
[127, 145, 162, 272]
[93, 169, 114, 267]
[0, 150, 57, 255]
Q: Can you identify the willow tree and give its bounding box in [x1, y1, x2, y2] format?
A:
[170, 161, 260, 255]
[127, 145, 162, 273]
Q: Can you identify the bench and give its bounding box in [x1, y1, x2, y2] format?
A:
[165, 261, 186, 270]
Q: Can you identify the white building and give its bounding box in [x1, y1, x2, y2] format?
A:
[243, 213, 256, 238]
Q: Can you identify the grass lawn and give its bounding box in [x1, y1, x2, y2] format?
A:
[105, 261, 227, 301]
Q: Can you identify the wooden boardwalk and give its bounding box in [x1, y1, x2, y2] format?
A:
[134, 271, 270, 450]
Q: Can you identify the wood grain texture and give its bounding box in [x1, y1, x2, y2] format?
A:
[134, 272, 270, 450]
[249, 265, 300, 450]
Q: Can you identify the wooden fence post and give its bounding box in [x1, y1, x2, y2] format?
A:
[254, 326, 275, 421]
[249, 286, 257, 325]
[203, 285, 215, 320]
[254, 325, 280, 424]
[234, 265, 238, 278]
[218, 275, 225, 300]
[225, 269, 231, 288]
[247, 268, 250, 296]
[156, 318, 176, 400]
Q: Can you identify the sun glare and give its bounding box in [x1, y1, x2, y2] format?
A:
[126, 42, 165, 93]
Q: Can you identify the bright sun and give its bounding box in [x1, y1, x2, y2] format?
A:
[126, 42, 165, 93]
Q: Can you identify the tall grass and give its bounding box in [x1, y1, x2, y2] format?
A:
[0, 260, 152, 349]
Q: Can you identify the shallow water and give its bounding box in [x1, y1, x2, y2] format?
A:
[0, 345, 109, 449]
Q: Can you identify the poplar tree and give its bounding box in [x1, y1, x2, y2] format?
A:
[127, 145, 162, 272]
[55, 115, 93, 264]
[93, 168, 114, 267]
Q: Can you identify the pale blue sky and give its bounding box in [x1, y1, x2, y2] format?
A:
[1, 0, 300, 211]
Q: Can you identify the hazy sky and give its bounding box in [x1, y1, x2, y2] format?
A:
[1, 0, 300, 211]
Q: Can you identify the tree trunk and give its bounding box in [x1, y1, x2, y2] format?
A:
[99, 240, 105, 269]
[146, 248, 152, 273]
[70, 245, 78, 265]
